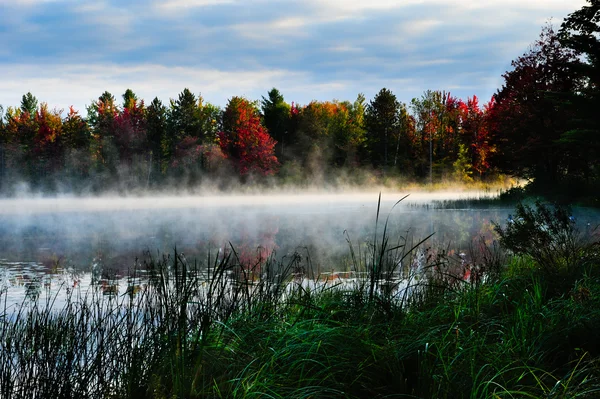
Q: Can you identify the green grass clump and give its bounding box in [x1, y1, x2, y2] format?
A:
[1, 201, 600, 398]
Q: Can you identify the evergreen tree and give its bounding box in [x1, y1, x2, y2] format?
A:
[87, 91, 118, 135]
[164, 89, 203, 168]
[20, 92, 38, 119]
[87, 91, 119, 175]
[365, 88, 400, 169]
[62, 106, 91, 185]
[122, 89, 138, 109]
[147, 97, 167, 176]
[169, 88, 202, 140]
[261, 88, 290, 159]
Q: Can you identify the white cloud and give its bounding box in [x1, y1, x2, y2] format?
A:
[270, 17, 308, 30]
[0, 64, 310, 113]
[309, 0, 424, 14]
[464, 0, 586, 11]
[153, 0, 237, 14]
[398, 19, 443, 36]
[3, 0, 65, 5]
[327, 45, 364, 53]
[0, 60, 504, 114]
[232, 16, 313, 43]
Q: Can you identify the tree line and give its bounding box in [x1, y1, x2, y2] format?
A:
[0, 85, 495, 193]
[0, 0, 598, 198]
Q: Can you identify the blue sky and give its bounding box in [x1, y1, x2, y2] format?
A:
[0, 0, 586, 114]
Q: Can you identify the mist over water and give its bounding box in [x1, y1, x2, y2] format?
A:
[0, 190, 492, 278]
[2, 189, 596, 304]
[0, 190, 494, 214]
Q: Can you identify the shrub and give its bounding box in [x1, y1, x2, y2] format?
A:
[494, 201, 598, 295]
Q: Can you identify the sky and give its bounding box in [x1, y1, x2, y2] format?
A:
[0, 0, 587, 115]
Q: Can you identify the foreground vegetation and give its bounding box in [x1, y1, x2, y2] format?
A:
[1, 201, 599, 398]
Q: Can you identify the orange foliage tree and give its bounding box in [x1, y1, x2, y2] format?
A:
[33, 103, 64, 173]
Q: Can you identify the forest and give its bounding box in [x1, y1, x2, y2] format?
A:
[0, 6, 598, 203]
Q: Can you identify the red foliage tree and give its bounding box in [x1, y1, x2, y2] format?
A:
[487, 25, 581, 185]
[458, 95, 494, 176]
[219, 97, 279, 176]
[113, 98, 147, 164]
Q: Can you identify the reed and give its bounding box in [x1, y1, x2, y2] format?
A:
[0, 200, 599, 398]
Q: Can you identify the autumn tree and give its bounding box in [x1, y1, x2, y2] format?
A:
[488, 25, 581, 187]
[197, 98, 221, 143]
[410, 90, 462, 180]
[1, 98, 66, 187]
[87, 91, 118, 134]
[114, 89, 147, 164]
[63, 107, 90, 150]
[453, 143, 473, 182]
[3, 108, 28, 147]
[219, 97, 279, 176]
[0, 107, 24, 186]
[33, 103, 65, 177]
[289, 100, 343, 173]
[459, 95, 494, 177]
[394, 102, 416, 172]
[330, 94, 366, 167]
[122, 89, 137, 107]
[1, 94, 41, 184]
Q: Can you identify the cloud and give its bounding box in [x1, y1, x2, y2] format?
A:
[0, 0, 589, 114]
[156, 0, 238, 10]
[399, 19, 443, 36]
[305, 0, 424, 19]
[0, 63, 318, 112]
[0, 61, 497, 115]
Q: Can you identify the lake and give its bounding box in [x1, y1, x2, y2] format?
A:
[1, 191, 597, 304]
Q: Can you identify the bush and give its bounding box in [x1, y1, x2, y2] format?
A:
[494, 201, 598, 295]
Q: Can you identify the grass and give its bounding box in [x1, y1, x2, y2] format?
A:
[1, 201, 599, 398]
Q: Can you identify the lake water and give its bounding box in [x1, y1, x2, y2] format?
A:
[1, 191, 597, 304]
